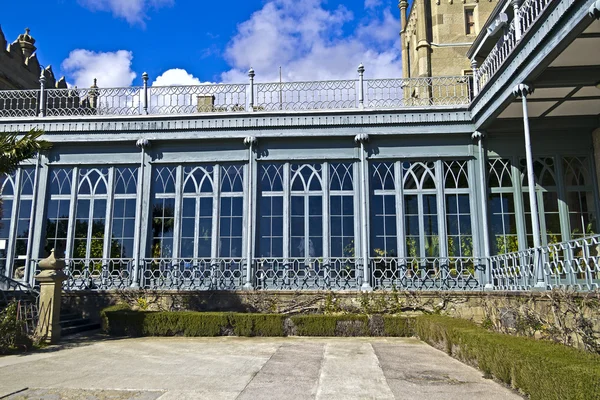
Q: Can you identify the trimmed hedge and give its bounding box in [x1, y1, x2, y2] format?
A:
[415, 315, 600, 400]
[101, 304, 285, 337]
[290, 315, 369, 336]
[382, 315, 413, 337]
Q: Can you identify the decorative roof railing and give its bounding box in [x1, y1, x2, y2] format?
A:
[475, 0, 553, 92]
[0, 67, 472, 119]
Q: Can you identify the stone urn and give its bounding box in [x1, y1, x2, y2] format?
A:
[35, 249, 68, 343]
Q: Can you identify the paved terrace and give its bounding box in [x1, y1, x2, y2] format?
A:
[0, 337, 522, 400]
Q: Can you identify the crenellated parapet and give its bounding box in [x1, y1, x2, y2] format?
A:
[0, 26, 66, 90]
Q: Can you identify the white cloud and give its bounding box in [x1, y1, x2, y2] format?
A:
[221, 0, 402, 83]
[78, 0, 173, 26]
[364, 0, 382, 9]
[152, 69, 204, 86]
[61, 50, 137, 88]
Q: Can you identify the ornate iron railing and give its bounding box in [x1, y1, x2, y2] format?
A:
[0, 89, 39, 117]
[366, 77, 471, 108]
[489, 248, 537, 290]
[0, 70, 474, 118]
[149, 84, 248, 114]
[255, 258, 361, 290]
[542, 235, 600, 291]
[140, 258, 246, 290]
[45, 87, 144, 116]
[62, 258, 135, 290]
[476, 0, 553, 91]
[255, 80, 358, 111]
[371, 257, 482, 290]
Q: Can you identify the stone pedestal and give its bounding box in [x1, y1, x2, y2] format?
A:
[35, 249, 67, 344]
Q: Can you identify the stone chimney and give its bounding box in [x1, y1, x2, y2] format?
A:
[17, 28, 36, 58]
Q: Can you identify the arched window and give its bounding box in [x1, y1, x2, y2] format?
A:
[520, 157, 561, 246]
[73, 168, 109, 259]
[444, 161, 472, 258]
[488, 159, 518, 254]
[150, 163, 245, 260]
[403, 161, 438, 258]
[111, 167, 138, 259]
[152, 166, 176, 258]
[290, 164, 323, 258]
[45, 168, 72, 256]
[563, 157, 596, 238]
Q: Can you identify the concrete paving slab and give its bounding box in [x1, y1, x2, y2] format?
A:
[0, 337, 524, 400]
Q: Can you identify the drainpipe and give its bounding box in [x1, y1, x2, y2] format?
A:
[513, 83, 545, 289]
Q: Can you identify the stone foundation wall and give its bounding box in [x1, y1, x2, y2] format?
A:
[62, 289, 600, 353]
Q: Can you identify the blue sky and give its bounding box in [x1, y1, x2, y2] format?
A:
[1, 0, 406, 87]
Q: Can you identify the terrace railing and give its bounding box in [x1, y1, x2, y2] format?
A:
[0, 68, 472, 119]
[475, 0, 553, 92]
[371, 257, 483, 290]
[489, 234, 600, 291]
[255, 257, 361, 290]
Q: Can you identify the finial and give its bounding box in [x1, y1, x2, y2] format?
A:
[25, 28, 30, 35]
[136, 138, 150, 148]
[244, 136, 257, 147]
[354, 133, 369, 143]
[248, 67, 255, 78]
[91, 78, 98, 89]
[142, 72, 149, 81]
[358, 63, 365, 74]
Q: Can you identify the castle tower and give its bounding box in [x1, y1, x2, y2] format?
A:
[400, 0, 498, 78]
[17, 28, 36, 58]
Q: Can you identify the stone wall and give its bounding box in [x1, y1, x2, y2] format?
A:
[63, 289, 600, 352]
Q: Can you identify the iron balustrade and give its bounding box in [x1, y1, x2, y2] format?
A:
[254, 258, 361, 290]
[489, 248, 537, 290]
[0, 274, 39, 335]
[371, 257, 483, 290]
[365, 77, 472, 108]
[0, 73, 474, 118]
[541, 235, 600, 291]
[45, 87, 144, 116]
[149, 84, 248, 114]
[476, 0, 553, 91]
[139, 258, 246, 290]
[0, 89, 39, 117]
[61, 258, 136, 290]
[255, 80, 358, 111]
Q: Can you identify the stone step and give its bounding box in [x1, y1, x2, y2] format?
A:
[60, 318, 93, 328]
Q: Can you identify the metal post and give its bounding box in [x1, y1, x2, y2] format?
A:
[355, 134, 372, 291]
[24, 153, 41, 286]
[142, 72, 149, 115]
[473, 131, 493, 290]
[132, 138, 150, 288]
[513, 83, 545, 289]
[38, 72, 46, 117]
[358, 64, 365, 109]
[244, 136, 257, 290]
[512, 0, 522, 41]
[248, 68, 255, 112]
[471, 59, 479, 97]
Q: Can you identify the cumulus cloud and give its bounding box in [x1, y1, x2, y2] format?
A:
[152, 69, 204, 86]
[364, 0, 382, 9]
[61, 50, 137, 88]
[221, 0, 402, 83]
[78, 0, 173, 26]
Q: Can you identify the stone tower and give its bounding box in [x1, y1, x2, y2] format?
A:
[399, 0, 499, 78]
[0, 27, 66, 90]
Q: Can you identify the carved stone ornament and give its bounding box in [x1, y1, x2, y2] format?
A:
[38, 249, 65, 271]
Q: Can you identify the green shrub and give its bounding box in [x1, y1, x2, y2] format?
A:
[100, 303, 131, 333]
[229, 314, 285, 337]
[291, 315, 369, 336]
[415, 315, 600, 400]
[382, 315, 413, 337]
[0, 302, 30, 354]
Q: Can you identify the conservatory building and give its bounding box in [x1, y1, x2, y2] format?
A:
[0, 0, 599, 292]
